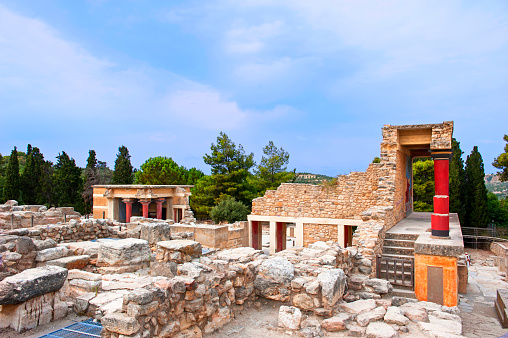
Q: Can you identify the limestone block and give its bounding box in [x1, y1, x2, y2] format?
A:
[140, 222, 171, 244]
[42, 255, 90, 270]
[203, 306, 232, 333]
[384, 306, 409, 326]
[101, 312, 141, 335]
[68, 269, 101, 281]
[339, 299, 377, 314]
[33, 238, 57, 251]
[317, 268, 346, 307]
[364, 278, 393, 294]
[36, 246, 71, 262]
[278, 305, 302, 330]
[399, 303, 428, 322]
[321, 313, 351, 331]
[97, 239, 150, 267]
[0, 266, 67, 304]
[356, 306, 387, 327]
[365, 321, 398, 338]
[292, 293, 314, 311]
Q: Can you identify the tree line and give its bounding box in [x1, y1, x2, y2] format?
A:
[0, 132, 295, 223]
[413, 137, 508, 227]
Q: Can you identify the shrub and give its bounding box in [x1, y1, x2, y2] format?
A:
[210, 196, 250, 223]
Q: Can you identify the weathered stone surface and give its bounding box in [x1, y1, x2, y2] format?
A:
[16, 237, 35, 254]
[66, 241, 102, 258]
[33, 238, 57, 251]
[36, 246, 70, 262]
[97, 238, 150, 266]
[140, 222, 172, 244]
[321, 313, 351, 331]
[399, 303, 428, 322]
[157, 240, 201, 256]
[0, 266, 68, 304]
[339, 299, 377, 314]
[347, 322, 366, 337]
[203, 306, 232, 333]
[365, 321, 398, 338]
[42, 255, 90, 270]
[278, 305, 302, 330]
[364, 278, 392, 294]
[101, 312, 141, 335]
[124, 288, 154, 305]
[292, 293, 314, 311]
[317, 268, 346, 307]
[391, 296, 417, 307]
[356, 306, 387, 327]
[384, 306, 409, 326]
[68, 269, 101, 281]
[151, 261, 178, 278]
[216, 247, 262, 262]
[255, 256, 294, 301]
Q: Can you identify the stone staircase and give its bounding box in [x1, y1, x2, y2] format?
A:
[379, 232, 419, 298]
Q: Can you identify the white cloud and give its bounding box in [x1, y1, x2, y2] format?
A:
[225, 20, 283, 54]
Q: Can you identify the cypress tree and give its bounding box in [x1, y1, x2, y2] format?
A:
[112, 146, 133, 184]
[22, 145, 45, 205]
[82, 150, 99, 214]
[3, 147, 21, 202]
[465, 146, 489, 227]
[449, 139, 467, 225]
[54, 151, 84, 212]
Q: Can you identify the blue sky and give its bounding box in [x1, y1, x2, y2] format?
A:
[0, 1, 507, 176]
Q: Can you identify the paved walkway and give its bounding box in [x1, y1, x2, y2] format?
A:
[459, 250, 508, 338]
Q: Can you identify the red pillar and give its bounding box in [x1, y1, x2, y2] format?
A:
[140, 199, 151, 218]
[155, 198, 165, 220]
[431, 151, 452, 238]
[276, 222, 286, 252]
[123, 199, 134, 223]
[251, 221, 260, 250]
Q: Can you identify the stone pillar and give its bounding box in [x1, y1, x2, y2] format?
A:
[295, 221, 304, 247]
[155, 198, 165, 220]
[431, 151, 452, 238]
[122, 199, 135, 223]
[269, 221, 276, 254]
[140, 199, 151, 218]
[337, 224, 345, 248]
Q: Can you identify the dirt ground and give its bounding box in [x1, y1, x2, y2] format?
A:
[0, 313, 89, 338]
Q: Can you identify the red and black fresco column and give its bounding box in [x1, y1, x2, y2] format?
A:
[431, 150, 453, 238]
[140, 199, 151, 218]
[155, 198, 165, 219]
[122, 198, 135, 223]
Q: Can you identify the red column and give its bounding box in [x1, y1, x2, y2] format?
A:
[251, 221, 260, 250]
[431, 151, 452, 238]
[276, 222, 286, 252]
[155, 198, 165, 219]
[123, 199, 134, 223]
[140, 199, 151, 218]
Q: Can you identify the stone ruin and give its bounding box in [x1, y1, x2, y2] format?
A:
[0, 223, 465, 337]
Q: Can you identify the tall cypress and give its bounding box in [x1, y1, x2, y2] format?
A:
[112, 146, 133, 184]
[83, 150, 99, 214]
[54, 151, 84, 212]
[3, 147, 21, 202]
[465, 146, 489, 227]
[449, 138, 467, 225]
[22, 145, 45, 205]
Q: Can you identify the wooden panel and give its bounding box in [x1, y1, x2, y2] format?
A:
[399, 129, 432, 146]
[427, 266, 444, 305]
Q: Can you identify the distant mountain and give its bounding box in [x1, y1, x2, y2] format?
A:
[485, 174, 508, 199]
[294, 172, 335, 184]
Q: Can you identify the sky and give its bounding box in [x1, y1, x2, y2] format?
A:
[0, 0, 507, 176]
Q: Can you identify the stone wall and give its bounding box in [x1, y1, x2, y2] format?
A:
[169, 222, 249, 249]
[303, 223, 338, 247]
[0, 200, 81, 230]
[252, 165, 381, 219]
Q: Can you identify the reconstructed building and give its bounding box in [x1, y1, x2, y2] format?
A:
[249, 121, 464, 306]
[92, 185, 195, 223]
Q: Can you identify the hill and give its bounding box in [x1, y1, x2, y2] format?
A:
[294, 172, 335, 185]
[485, 174, 508, 199]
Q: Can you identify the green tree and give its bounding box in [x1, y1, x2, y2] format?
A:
[41, 160, 56, 207]
[82, 150, 99, 214]
[97, 161, 113, 184]
[3, 147, 21, 202]
[21, 145, 45, 205]
[254, 141, 295, 195]
[493, 134, 508, 182]
[54, 151, 84, 212]
[112, 146, 133, 184]
[412, 159, 434, 212]
[487, 193, 508, 227]
[465, 146, 489, 227]
[192, 132, 255, 218]
[449, 138, 467, 225]
[184, 167, 205, 185]
[210, 196, 250, 223]
[136, 157, 186, 184]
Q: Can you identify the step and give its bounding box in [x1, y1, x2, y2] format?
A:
[390, 288, 416, 298]
[383, 238, 416, 248]
[384, 232, 419, 241]
[382, 246, 415, 256]
[378, 253, 414, 261]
